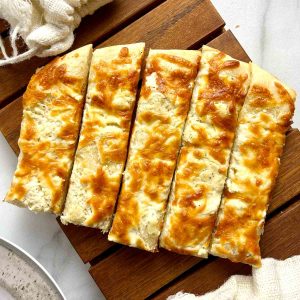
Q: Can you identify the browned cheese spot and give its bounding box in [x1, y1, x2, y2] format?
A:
[81, 167, 120, 225]
[194, 53, 248, 164]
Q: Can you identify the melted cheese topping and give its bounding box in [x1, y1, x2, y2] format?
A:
[210, 63, 296, 267]
[5, 45, 93, 214]
[108, 49, 201, 251]
[239, 64, 295, 132]
[160, 46, 250, 256]
[61, 44, 145, 231]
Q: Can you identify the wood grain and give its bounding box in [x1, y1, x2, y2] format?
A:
[0, 0, 164, 107]
[1, 52, 299, 269]
[152, 199, 300, 300]
[99, 0, 224, 49]
[89, 248, 200, 300]
[208, 30, 251, 62]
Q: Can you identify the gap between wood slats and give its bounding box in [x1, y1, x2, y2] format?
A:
[150, 198, 300, 300]
[0, 0, 166, 108]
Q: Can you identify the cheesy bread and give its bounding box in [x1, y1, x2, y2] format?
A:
[108, 49, 201, 251]
[5, 45, 93, 214]
[160, 46, 251, 257]
[210, 63, 296, 267]
[61, 43, 145, 231]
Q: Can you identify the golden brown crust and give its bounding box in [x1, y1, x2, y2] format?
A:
[109, 49, 201, 251]
[210, 63, 296, 267]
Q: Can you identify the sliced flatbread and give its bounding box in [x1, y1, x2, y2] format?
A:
[5, 45, 93, 214]
[108, 49, 201, 251]
[159, 46, 251, 257]
[209, 63, 296, 267]
[61, 43, 145, 232]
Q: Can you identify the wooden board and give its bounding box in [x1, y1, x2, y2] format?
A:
[0, 1, 299, 299]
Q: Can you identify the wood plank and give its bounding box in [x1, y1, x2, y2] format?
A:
[89, 248, 200, 300]
[99, 0, 225, 49]
[269, 129, 300, 212]
[0, 0, 164, 107]
[57, 220, 113, 263]
[73, 0, 165, 48]
[208, 30, 251, 62]
[152, 199, 300, 300]
[87, 129, 300, 300]
[152, 260, 250, 300]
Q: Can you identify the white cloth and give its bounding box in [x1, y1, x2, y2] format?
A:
[0, 0, 112, 66]
[168, 255, 300, 300]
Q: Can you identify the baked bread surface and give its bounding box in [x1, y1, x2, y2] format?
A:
[61, 43, 145, 231]
[5, 45, 93, 214]
[108, 49, 201, 251]
[209, 63, 296, 267]
[159, 46, 251, 257]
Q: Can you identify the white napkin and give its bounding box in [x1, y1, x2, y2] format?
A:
[0, 0, 112, 66]
[168, 255, 300, 300]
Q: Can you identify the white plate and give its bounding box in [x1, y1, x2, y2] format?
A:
[0, 237, 65, 300]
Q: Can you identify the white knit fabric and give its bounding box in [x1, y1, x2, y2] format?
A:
[168, 256, 300, 300]
[0, 0, 112, 66]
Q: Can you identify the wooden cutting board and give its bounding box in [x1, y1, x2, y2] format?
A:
[0, 1, 300, 299]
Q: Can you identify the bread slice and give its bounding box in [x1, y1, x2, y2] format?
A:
[209, 63, 296, 267]
[108, 49, 201, 251]
[159, 46, 251, 257]
[61, 43, 145, 231]
[5, 45, 93, 214]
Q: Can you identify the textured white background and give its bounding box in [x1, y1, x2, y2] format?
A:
[0, 1, 299, 299]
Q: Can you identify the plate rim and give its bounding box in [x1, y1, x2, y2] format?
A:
[0, 236, 66, 300]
